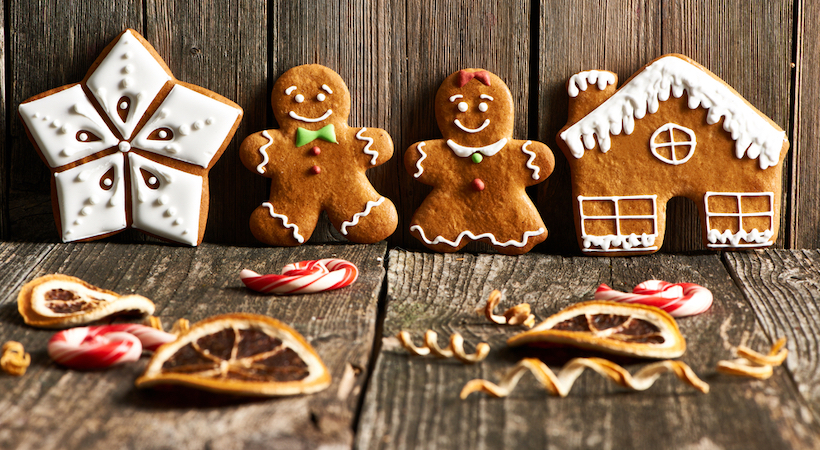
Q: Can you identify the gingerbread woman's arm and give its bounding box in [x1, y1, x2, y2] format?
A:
[513, 140, 555, 186]
[240, 130, 280, 178]
[353, 127, 393, 167]
[404, 140, 439, 186]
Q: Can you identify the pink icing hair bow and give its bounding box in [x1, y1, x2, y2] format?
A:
[457, 70, 491, 87]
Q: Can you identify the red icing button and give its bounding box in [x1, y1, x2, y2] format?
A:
[310, 165, 321, 175]
[471, 178, 485, 191]
[311, 146, 321, 156]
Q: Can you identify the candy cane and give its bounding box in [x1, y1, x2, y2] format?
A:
[48, 324, 177, 370]
[240, 259, 358, 295]
[594, 280, 713, 317]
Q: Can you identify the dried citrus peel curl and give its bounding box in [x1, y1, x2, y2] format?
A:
[1, 341, 31, 376]
[479, 290, 535, 328]
[717, 337, 787, 380]
[460, 357, 709, 399]
[397, 330, 489, 364]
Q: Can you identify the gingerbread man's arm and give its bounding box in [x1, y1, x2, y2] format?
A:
[240, 130, 285, 179]
[353, 127, 393, 167]
[511, 140, 555, 186]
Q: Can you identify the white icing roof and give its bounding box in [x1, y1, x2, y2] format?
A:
[560, 55, 786, 169]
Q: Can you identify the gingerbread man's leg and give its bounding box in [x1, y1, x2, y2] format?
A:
[326, 189, 398, 244]
[249, 195, 322, 246]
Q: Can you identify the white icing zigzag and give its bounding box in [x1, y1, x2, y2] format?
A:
[567, 70, 617, 98]
[341, 197, 386, 235]
[414, 142, 427, 178]
[707, 229, 773, 247]
[582, 234, 657, 252]
[521, 141, 539, 180]
[356, 128, 378, 165]
[257, 130, 272, 174]
[411, 225, 545, 248]
[261, 202, 304, 243]
[560, 56, 786, 169]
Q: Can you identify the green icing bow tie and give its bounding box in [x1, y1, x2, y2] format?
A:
[296, 125, 337, 147]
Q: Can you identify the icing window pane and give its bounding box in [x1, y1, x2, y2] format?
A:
[649, 123, 696, 165]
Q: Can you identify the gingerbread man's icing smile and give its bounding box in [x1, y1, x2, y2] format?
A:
[241, 64, 397, 246]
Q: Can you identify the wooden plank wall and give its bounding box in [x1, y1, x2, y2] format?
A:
[1, 0, 808, 252]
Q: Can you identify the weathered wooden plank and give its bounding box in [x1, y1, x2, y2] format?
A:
[792, 1, 820, 248]
[724, 250, 820, 417]
[356, 250, 820, 449]
[387, 0, 532, 252]
[144, 0, 267, 245]
[7, 1, 143, 242]
[0, 0, 7, 239]
[0, 242, 387, 449]
[537, 0, 793, 253]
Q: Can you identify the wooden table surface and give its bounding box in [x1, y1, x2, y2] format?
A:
[2, 242, 819, 449]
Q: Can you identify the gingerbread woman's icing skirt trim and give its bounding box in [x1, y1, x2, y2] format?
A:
[356, 128, 378, 165]
[410, 225, 545, 248]
[261, 202, 304, 243]
[413, 142, 427, 178]
[256, 130, 273, 174]
[288, 110, 333, 123]
[446, 138, 508, 158]
[559, 55, 785, 169]
[341, 197, 386, 235]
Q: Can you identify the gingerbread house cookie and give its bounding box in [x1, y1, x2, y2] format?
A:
[18, 29, 242, 246]
[557, 54, 789, 256]
[405, 69, 555, 255]
[240, 65, 398, 245]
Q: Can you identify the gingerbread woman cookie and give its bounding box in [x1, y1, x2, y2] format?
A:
[404, 69, 555, 255]
[240, 65, 398, 245]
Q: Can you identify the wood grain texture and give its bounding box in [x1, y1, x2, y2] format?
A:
[356, 249, 820, 449]
[537, 0, 793, 254]
[724, 250, 820, 417]
[7, 1, 143, 242]
[145, 0, 267, 245]
[792, 1, 820, 248]
[0, 0, 7, 239]
[0, 242, 387, 450]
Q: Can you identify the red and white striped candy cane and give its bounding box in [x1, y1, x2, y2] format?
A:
[48, 324, 176, 370]
[594, 280, 713, 318]
[240, 259, 359, 295]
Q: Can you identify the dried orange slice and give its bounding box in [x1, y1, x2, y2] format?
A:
[135, 313, 331, 396]
[507, 301, 685, 359]
[17, 274, 155, 328]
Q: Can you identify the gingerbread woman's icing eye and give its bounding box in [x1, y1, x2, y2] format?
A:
[140, 168, 161, 190]
[76, 130, 102, 143]
[479, 103, 489, 112]
[317, 93, 326, 102]
[294, 94, 305, 103]
[458, 102, 469, 112]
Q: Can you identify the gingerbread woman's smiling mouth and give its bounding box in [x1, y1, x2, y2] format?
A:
[289, 110, 333, 123]
[454, 119, 490, 133]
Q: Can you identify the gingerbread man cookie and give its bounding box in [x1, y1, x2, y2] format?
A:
[404, 69, 555, 255]
[240, 65, 398, 245]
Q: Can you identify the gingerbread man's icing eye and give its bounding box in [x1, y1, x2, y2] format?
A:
[458, 102, 469, 112]
[294, 94, 305, 103]
[76, 130, 102, 143]
[479, 103, 488, 112]
[317, 93, 326, 102]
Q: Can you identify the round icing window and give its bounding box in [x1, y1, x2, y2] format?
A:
[649, 123, 697, 165]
